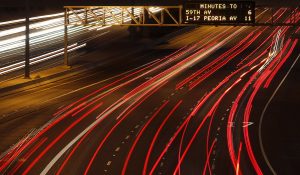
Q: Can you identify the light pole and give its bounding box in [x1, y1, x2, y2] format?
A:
[64, 8, 69, 66]
[25, 0, 30, 79]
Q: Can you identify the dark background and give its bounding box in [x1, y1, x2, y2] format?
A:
[1, 0, 299, 17]
[1, 0, 300, 7]
[1, 0, 299, 21]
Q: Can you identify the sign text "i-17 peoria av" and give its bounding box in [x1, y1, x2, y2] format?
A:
[184, 1, 255, 24]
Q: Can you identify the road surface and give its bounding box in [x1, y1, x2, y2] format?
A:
[0, 8, 299, 175]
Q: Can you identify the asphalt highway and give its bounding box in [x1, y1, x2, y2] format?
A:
[0, 8, 299, 175]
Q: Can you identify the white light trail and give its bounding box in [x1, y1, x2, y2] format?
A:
[0, 43, 85, 75]
[0, 7, 161, 76]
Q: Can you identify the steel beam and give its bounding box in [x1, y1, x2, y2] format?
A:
[65, 6, 183, 26]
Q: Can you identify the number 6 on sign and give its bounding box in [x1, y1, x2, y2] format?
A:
[248, 10, 252, 15]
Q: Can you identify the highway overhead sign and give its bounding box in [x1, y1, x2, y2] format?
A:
[184, 1, 255, 24]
